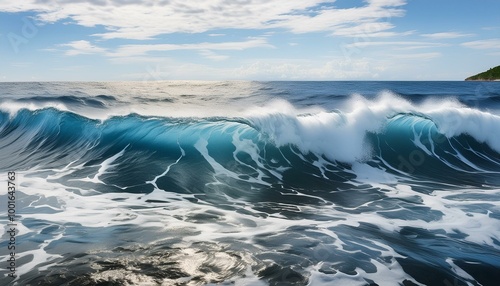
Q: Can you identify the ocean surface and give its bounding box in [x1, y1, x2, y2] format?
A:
[0, 81, 499, 286]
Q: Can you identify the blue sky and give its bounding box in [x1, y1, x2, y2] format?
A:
[1, 0, 499, 81]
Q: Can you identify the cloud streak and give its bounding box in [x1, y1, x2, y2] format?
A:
[343, 41, 446, 49]
[421, 32, 473, 39]
[461, 39, 500, 50]
[0, 0, 408, 40]
[60, 40, 107, 56]
[59, 38, 273, 60]
[391, 52, 441, 60]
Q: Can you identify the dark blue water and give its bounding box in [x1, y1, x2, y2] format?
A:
[0, 81, 499, 285]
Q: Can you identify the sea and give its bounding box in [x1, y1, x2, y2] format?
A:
[0, 81, 499, 286]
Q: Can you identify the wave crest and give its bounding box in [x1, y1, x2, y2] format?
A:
[0, 93, 498, 188]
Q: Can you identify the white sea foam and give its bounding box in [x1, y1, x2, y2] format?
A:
[77, 146, 127, 184]
[0, 101, 69, 118]
[194, 138, 271, 186]
[248, 93, 500, 163]
[427, 106, 500, 153]
[1, 83, 499, 285]
[2, 166, 499, 284]
[1, 89, 499, 159]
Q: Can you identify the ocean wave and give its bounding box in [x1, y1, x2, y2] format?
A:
[1, 83, 500, 285]
[0, 93, 498, 189]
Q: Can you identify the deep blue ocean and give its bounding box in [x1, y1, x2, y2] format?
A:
[0, 81, 499, 285]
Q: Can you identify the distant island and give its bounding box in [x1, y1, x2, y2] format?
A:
[465, 65, 500, 81]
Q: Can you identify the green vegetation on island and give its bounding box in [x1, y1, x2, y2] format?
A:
[465, 65, 500, 81]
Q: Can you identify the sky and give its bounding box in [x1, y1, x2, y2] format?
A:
[0, 0, 499, 81]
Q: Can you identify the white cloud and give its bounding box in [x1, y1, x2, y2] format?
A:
[0, 0, 408, 40]
[461, 39, 500, 50]
[331, 22, 414, 38]
[394, 44, 449, 51]
[343, 41, 446, 49]
[272, 2, 406, 35]
[116, 57, 385, 81]
[232, 58, 379, 80]
[421, 32, 473, 39]
[107, 56, 172, 64]
[391, 52, 441, 60]
[57, 38, 272, 60]
[331, 22, 395, 37]
[60, 40, 107, 55]
[107, 38, 273, 57]
[198, 50, 229, 61]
